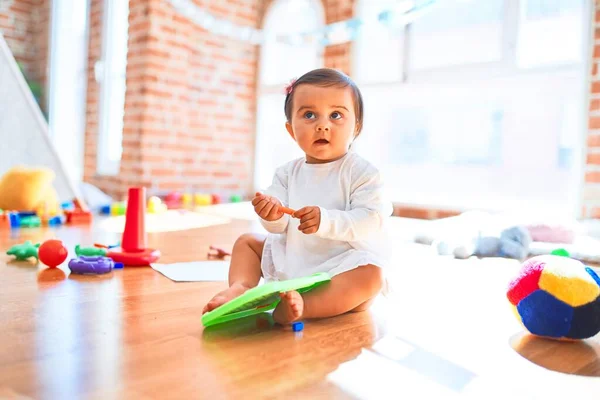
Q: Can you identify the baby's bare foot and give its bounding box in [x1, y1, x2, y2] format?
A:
[273, 291, 304, 324]
[203, 282, 249, 314]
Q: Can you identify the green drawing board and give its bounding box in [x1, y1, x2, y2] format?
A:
[201, 272, 331, 327]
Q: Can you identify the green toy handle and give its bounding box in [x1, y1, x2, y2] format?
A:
[75, 245, 107, 257]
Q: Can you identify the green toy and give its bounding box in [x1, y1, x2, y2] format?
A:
[201, 272, 331, 327]
[19, 216, 41, 228]
[75, 245, 107, 257]
[6, 241, 40, 261]
[550, 248, 570, 257]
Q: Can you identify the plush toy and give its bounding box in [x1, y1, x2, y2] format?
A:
[0, 166, 59, 212]
[507, 255, 600, 340]
[435, 225, 533, 260]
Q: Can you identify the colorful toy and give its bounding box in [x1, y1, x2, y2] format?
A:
[507, 255, 600, 340]
[99, 204, 111, 215]
[0, 166, 59, 212]
[208, 245, 231, 259]
[19, 215, 41, 227]
[202, 272, 330, 327]
[38, 239, 68, 268]
[8, 212, 20, 228]
[194, 193, 212, 206]
[230, 194, 243, 203]
[110, 202, 126, 216]
[75, 244, 107, 257]
[105, 187, 160, 266]
[147, 196, 167, 213]
[93, 242, 119, 249]
[6, 241, 40, 261]
[68, 256, 114, 274]
[164, 192, 182, 209]
[211, 194, 221, 204]
[35, 199, 61, 223]
[292, 321, 304, 332]
[47, 215, 64, 226]
[182, 193, 193, 208]
[64, 198, 92, 224]
[0, 211, 8, 229]
[435, 225, 532, 260]
[550, 248, 570, 257]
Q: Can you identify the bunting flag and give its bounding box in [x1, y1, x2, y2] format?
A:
[168, 0, 437, 46]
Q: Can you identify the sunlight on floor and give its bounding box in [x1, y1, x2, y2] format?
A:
[97, 210, 231, 233]
[194, 202, 258, 221]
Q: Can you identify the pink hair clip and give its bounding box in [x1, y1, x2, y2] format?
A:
[285, 78, 297, 95]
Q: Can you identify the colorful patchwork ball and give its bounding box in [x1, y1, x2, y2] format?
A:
[507, 255, 600, 340]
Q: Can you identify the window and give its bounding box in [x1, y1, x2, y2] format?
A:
[516, 0, 586, 68]
[254, 0, 324, 191]
[409, 0, 505, 70]
[96, 0, 129, 176]
[353, 0, 404, 83]
[48, 0, 90, 183]
[353, 0, 589, 215]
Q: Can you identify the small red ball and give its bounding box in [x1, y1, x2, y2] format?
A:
[38, 239, 68, 268]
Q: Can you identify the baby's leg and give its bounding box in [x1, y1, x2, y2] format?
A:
[272, 264, 383, 324]
[202, 233, 265, 314]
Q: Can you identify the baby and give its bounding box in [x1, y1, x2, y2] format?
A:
[203, 68, 393, 324]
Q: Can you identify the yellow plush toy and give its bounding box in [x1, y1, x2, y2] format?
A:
[0, 166, 60, 212]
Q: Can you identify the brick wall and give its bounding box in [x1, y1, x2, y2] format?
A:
[31, 0, 50, 111]
[585, 1, 600, 219]
[84, 0, 262, 199]
[526, 0, 600, 221]
[322, 0, 353, 75]
[0, 0, 50, 112]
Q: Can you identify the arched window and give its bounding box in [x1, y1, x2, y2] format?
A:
[353, 0, 589, 217]
[254, 0, 325, 191]
[352, 0, 404, 84]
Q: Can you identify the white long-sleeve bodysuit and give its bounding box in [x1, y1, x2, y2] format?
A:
[259, 151, 393, 281]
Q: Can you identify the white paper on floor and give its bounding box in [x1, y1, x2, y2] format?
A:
[151, 261, 229, 282]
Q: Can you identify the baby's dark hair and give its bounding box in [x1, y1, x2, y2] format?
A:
[284, 68, 364, 135]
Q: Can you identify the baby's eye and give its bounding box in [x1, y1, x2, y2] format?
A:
[304, 111, 316, 119]
[331, 112, 343, 120]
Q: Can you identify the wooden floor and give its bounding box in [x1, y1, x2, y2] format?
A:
[1, 206, 599, 399]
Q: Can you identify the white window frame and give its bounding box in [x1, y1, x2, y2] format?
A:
[354, 0, 588, 85]
[47, 0, 91, 183]
[352, 0, 592, 216]
[95, 0, 129, 176]
[256, 0, 326, 96]
[254, 0, 326, 191]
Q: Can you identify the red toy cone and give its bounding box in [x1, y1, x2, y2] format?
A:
[121, 187, 146, 252]
[106, 186, 160, 266]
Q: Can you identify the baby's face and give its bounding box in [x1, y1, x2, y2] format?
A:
[286, 84, 357, 164]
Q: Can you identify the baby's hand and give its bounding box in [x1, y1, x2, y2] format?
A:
[294, 206, 321, 234]
[252, 192, 284, 221]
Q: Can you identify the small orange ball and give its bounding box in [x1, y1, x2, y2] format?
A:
[38, 239, 68, 268]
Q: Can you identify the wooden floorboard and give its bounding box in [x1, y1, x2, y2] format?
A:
[1, 208, 599, 399]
